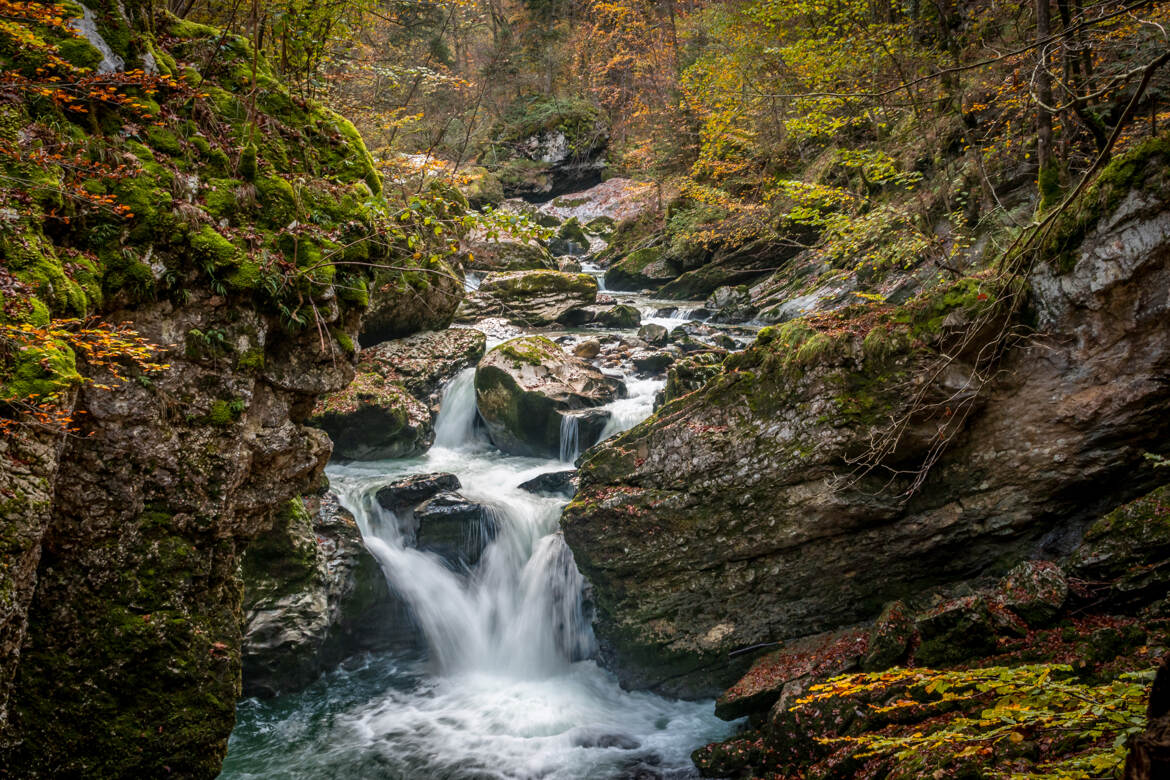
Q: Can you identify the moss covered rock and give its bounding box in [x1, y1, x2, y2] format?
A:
[458, 269, 598, 326]
[474, 336, 625, 458]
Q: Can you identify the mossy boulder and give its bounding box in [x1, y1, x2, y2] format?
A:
[1067, 484, 1170, 610]
[604, 245, 677, 291]
[465, 237, 556, 273]
[474, 336, 625, 458]
[309, 374, 433, 460]
[457, 269, 598, 326]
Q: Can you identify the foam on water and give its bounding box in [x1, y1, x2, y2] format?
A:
[222, 371, 733, 779]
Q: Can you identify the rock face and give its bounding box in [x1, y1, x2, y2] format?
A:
[562, 142, 1170, 697]
[241, 494, 404, 697]
[457, 270, 598, 326]
[705, 285, 758, 323]
[0, 8, 466, 775]
[308, 329, 485, 460]
[475, 336, 625, 458]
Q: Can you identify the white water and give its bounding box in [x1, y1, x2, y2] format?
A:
[223, 365, 731, 779]
[559, 414, 580, 463]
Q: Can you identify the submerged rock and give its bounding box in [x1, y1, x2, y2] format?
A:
[519, 470, 579, 497]
[475, 336, 625, 458]
[457, 269, 598, 326]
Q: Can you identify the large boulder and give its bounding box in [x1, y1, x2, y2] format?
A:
[241, 494, 406, 698]
[562, 143, 1170, 697]
[705, 285, 758, 323]
[475, 336, 625, 458]
[360, 259, 465, 347]
[457, 270, 598, 326]
[487, 95, 609, 200]
[308, 374, 433, 460]
[465, 236, 556, 273]
[604, 246, 677, 292]
[374, 474, 495, 567]
[308, 329, 485, 460]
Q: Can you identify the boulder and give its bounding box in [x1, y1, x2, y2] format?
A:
[632, 351, 674, 375]
[994, 560, 1068, 626]
[519, 470, 579, 497]
[360, 259, 464, 346]
[705, 285, 758, 323]
[475, 336, 626, 458]
[376, 472, 462, 512]
[241, 495, 406, 697]
[457, 269, 598, 326]
[308, 377, 433, 460]
[861, 601, 915, 671]
[604, 246, 677, 292]
[412, 493, 497, 567]
[638, 323, 669, 346]
[595, 304, 641, 329]
[549, 218, 590, 256]
[465, 236, 555, 273]
[539, 178, 658, 225]
[914, 596, 1002, 666]
[574, 339, 602, 359]
[713, 629, 868, 721]
[1067, 484, 1170, 610]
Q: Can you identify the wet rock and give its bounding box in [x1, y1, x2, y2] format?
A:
[654, 306, 678, 318]
[464, 237, 555, 273]
[594, 304, 641, 329]
[705, 285, 758, 323]
[412, 493, 497, 566]
[557, 257, 583, 272]
[570, 728, 641, 750]
[688, 307, 712, 321]
[519, 470, 579, 497]
[574, 339, 602, 358]
[242, 494, 409, 698]
[376, 473, 462, 511]
[637, 323, 669, 346]
[457, 269, 598, 326]
[309, 380, 433, 460]
[475, 336, 625, 458]
[358, 328, 487, 406]
[994, 560, 1067, 626]
[633, 351, 674, 375]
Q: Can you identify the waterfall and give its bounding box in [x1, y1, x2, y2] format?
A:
[559, 414, 579, 463]
[70, 4, 125, 73]
[432, 368, 480, 449]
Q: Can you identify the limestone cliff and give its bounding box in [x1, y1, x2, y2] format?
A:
[562, 136, 1170, 698]
[0, 3, 459, 774]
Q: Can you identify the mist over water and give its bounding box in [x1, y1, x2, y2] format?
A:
[222, 363, 734, 779]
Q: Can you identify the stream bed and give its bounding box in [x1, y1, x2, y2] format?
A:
[220, 278, 751, 779]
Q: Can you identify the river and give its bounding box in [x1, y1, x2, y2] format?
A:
[220, 269, 751, 779]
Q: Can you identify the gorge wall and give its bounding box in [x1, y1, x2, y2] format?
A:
[0, 4, 459, 774]
[562, 136, 1170, 698]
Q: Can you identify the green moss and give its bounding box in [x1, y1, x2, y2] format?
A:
[55, 37, 103, 70]
[255, 175, 297, 226]
[145, 126, 184, 156]
[239, 142, 258, 181]
[1042, 133, 1170, 273]
[207, 398, 246, 426]
[330, 328, 355, 356]
[496, 335, 561, 366]
[189, 225, 243, 268]
[236, 347, 265, 372]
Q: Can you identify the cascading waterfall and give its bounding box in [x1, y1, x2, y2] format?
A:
[432, 367, 480, 449]
[559, 414, 580, 464]
[223, 329, 736, 780]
